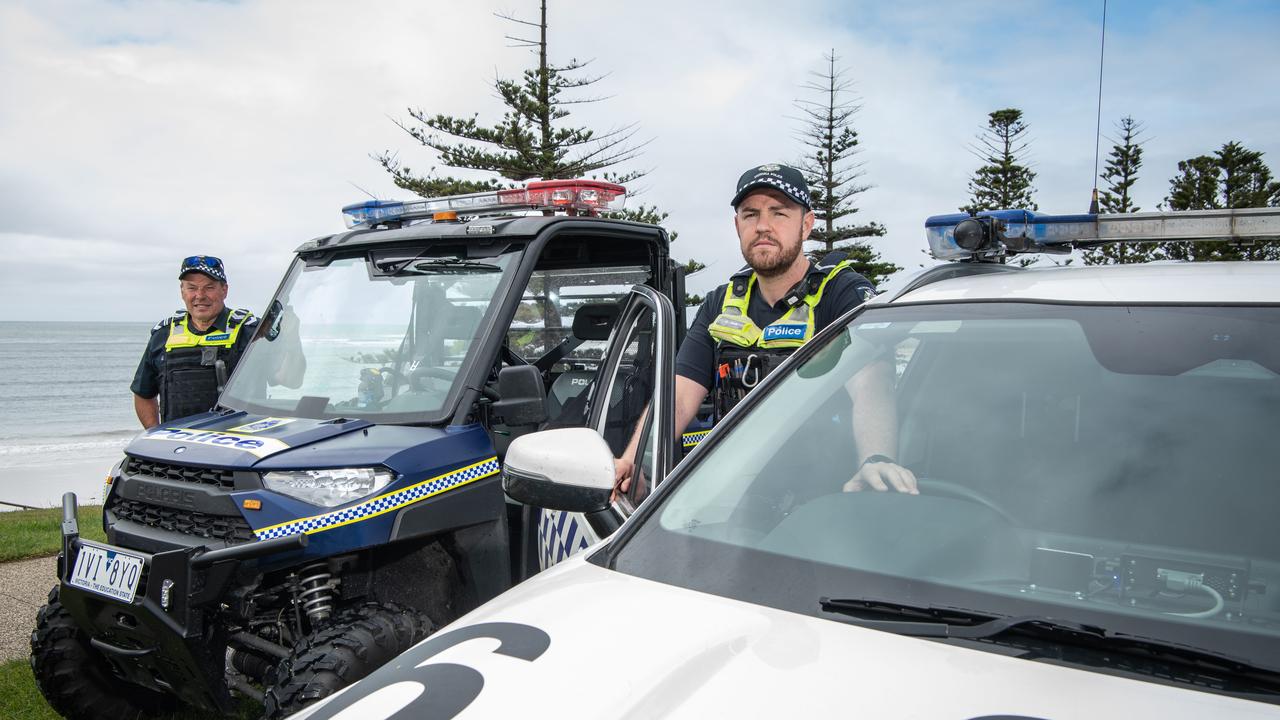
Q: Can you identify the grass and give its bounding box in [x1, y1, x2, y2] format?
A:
[0, 505, 107, 563]
[2, 660, 259, 720]
[0, 513, 260, 718]
[0, 660, 59, 720]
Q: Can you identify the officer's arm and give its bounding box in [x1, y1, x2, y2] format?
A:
[134, 394, 159, 429]
[673, 375, 709, 439]
[131, 324, 164, 429]
[614, 376, 708, 494]
[614, 296, 718, 493]
[842, 357, 918, 494]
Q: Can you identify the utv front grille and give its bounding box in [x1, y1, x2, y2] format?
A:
[110, 498, 256, 545]
[124, 457, 236, 490]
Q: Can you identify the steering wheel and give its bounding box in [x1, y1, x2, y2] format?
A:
[413, 365, 502, 401]
[415, 366, 459, 382]
[916, 478, 1018, 525]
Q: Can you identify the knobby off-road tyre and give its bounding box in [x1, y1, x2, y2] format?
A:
[263, 602, 433, 718]
[30, 586, 179, 720]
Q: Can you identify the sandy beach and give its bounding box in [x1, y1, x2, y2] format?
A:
[0, 445, 134, 664]
[0, 444, 128, 510]
[0, 441, 134, 668]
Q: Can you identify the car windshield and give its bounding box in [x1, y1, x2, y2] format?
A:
[616, 302, 1280, 671]
[221, 248, 517, 422]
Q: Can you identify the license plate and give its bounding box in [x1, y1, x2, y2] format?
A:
[69, 542, 145, 603]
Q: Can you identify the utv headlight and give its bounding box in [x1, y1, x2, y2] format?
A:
[261, 467, 394, 508]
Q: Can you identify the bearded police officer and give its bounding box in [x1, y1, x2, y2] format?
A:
[131, 255, 258, 427]
[616, 164, 916, 495]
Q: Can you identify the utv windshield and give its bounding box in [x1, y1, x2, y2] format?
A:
[617, 302, 1280, 688]
[221, 247, 517, 422]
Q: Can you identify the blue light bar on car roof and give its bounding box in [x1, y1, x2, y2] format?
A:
[342, 200, 407, 229]
[926, 210, 1096, 260]
[926, 207, 1280, 261]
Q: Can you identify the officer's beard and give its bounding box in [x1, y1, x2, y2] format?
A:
[744, 228, 804, 279]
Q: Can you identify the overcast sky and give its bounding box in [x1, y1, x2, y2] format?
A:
[1, 0, 1277, 322]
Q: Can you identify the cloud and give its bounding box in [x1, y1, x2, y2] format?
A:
[1, 0, 1277, 320]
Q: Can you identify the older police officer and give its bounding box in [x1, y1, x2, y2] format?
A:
[131, 256, 257, 427]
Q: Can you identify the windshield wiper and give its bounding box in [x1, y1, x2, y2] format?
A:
[819, 596, 1280, 686]
[405, 259, 501, 275]
[374, 253, 501, 276]
[819, 596, 1094, 639]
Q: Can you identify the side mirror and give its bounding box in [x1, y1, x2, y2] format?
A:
[491, 365, 547, 427]
[263, 299, 284, 341]
[502, 427, 614, 513]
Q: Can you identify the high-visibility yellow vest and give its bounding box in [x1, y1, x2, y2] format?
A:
[164, 308, 251, 351]
[159, 308, 253, 422]
[708, 258, 860, 349]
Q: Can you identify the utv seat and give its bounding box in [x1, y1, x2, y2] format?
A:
[543, 302, 620, 427]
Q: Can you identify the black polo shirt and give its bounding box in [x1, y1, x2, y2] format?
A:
[131, 307, 257, 399]
[676, 265, 875, 389]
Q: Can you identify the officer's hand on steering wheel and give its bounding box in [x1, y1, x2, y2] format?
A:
[844, 457, 918, 495]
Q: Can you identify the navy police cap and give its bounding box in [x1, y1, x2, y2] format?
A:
[730, 163, 811, 210]
[178, 255, 227, 283]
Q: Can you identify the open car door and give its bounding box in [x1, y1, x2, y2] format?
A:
[504, 285, 677, 570]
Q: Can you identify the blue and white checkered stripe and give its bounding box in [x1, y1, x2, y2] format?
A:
[682, 430, 709, 449]
[254, 457, 500, 540]
[738, 174, 810, 207]
[538, 508, 593, 570]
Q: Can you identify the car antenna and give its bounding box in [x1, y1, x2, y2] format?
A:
[348, 181, 379, 200]
[1088, 0, 1108, 215]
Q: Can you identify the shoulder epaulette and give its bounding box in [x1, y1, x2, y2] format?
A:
[806, 251, 852, 295]
[228, 307, 255, 328]
[153, 310, 187, 332]
[729, 265, 754, 295]
[814, 251, 849, 273]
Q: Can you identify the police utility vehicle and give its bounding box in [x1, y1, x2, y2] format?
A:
[33, 181, 697, 718]
[287, 207, 1280, 719]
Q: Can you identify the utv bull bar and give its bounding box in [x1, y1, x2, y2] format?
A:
[57, 492, 308, 711]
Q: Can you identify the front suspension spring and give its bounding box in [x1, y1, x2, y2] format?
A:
[297, 562, 335, 625]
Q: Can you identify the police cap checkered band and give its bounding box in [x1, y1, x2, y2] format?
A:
[179, 255, 227, 283]
[731, 163, 811, 210]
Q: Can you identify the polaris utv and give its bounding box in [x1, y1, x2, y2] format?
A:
[31, 180, 689, 719]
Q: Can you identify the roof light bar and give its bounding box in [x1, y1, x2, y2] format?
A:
[926, 208, 1280, 261]
[341, 180, 627, 229]
[926, 210, 1089, 261]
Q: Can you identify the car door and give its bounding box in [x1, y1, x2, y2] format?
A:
[536, 284, 677, 570]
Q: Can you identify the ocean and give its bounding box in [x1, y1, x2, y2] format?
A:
[0, 321, 152, 509]
[0, 320, 413, 509]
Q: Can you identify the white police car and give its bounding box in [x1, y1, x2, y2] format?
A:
[288, 208, 1280, 718]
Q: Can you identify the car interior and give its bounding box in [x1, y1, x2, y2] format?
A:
[704, 310, 1280, 627]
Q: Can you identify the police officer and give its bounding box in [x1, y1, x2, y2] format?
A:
[131, 255, 257, 427]
[615, 163, 916, 495]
